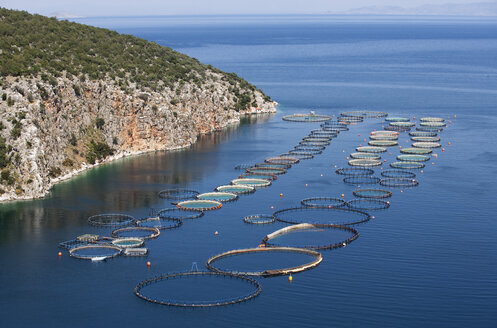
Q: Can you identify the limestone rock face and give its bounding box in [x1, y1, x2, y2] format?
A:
[0, 73, 276, 202]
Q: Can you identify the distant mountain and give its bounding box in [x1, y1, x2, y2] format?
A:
[341, 2, 497, 16]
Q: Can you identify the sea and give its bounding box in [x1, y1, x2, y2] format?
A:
[1, 15, 496, 327]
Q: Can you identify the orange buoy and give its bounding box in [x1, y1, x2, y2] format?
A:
[305, 184, 308, 187]
[280, 193, 283, 197]
[384, 159, 387, 162]
[346, 157, 349, 160]
[389, 152, 392, 155]
[432, 162, 435, 165]
[270, 206, 274, 209]
[147, 261, 151, 267]
[400, 190, 403, 193]
[448, 142, 451, 145]
[259, 244, 265, 248]
[399, 146, 402, 149]
[421, 170, 424, 173]
[341, 194, 345, 198]
[442, 148, 445, 152]
[386, 201, 390, 204]
[358, 134, 361, 136]
[58, 252, 62, 257]
[215, 231, 219, 235]
[289, 274, 293, 282]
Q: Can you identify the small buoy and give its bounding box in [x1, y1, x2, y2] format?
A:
[346, 157, 349, 160]
[328, 205, 332, 208]
[442, 148, 445, 152]
[259, 244, 265, 248]
[389, 152, 392, 155]
[341, 194, 345, 198]
[358, 185, 361, 188]
[384, 159, 387, 162]
[449, 121, 452, 124]
[359, 144, 362, 147]
[215, 231, 219, 235]
[421, 170, 424, 173]
[289, 275, 293, 282]
[400, 190, 403, 193]
[386, 201, 390, 204]
[147, 261, 151, 267]
[448, 142, 451, 145]
[432, 162, 435, 165]
[363, 138, 366, 142]
[58, 252, 62, 257]
[305, 184, 308, 187]
[399, 146, 402, 149]
[358, 134, 361, 136]
[454, 115, 456, 118]
[280, 193, 283, 197]
[270, 206, 274, 209]
[434, 154, 438, 158]
[320, 174, 323, 177]
[342, 242, 346, 247]
[371, 216, 375, 219]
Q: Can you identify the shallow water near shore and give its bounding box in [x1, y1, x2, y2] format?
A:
[1, 15, 497, 327]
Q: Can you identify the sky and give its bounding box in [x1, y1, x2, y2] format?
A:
[0, 0, 491, 17]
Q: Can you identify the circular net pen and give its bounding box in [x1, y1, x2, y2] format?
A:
[390, 161, 425, 169]
[246, 167, 287, 175]
[282, 152, 314, 160]
[401, 147, 433, 155]
[336, 167, 375, 176]
[136, 217, 183, 230]
[347, 199, 390, 211]
[348, 158, 382, 167]
[176, 200, 223, 211]
[322, 122, 349, 131]
[134, 271, 262, 307]
[112, 238, 145, 248]
[215, 185, 255, 195]
[255, 163, 291, 169]
[302, 136, 331, 142]
[158, 189, 199, 201]
[371, 130, 399, 137]
[356, 146, 387, 153]
[112, 226, 160, 240]
[390, 121, 415, 128]
[420, 117, 445, 122]
[319, 127, 342, 135]
[411, 136, 440, 142]
[231, 178, 271, 189]
[69, 245, 122, 261]
[300, 140, 330, 147]
[416, 126, 443, 132]
[381, 169, 416, 178]
[88, 214, 135, 228]
[420, 121, 446, 128]
[384, 125, 411, 132]
[273, 207, 371, 226]
[353, 188, 392, 199]
[309, 130, 337, 138]
[385, 117, 410, 122]
[343, 176, 381, 185]
[239, 173, 278, 181]
[338, 115, 364, 124]
[265, 156, 299, 165]
[282, 114, 332, 122]
[294, 145, 326, 152]
[412, 142, 441, 149]
[350, 152, 381, 160]
[196, 192, 239, 203]
[243, 214, 275, 225]
[340, 111, 388, 118]
[290, 148, 322, 155]
[301, 197, 347, 208]
[397, 154, 430, 162]
[262, 223, 359, 250]
[370, 134, 398, 140]
[157, 208, 205, 220]
[379, 178, 419, 188]
[206, 247, 323, 277]
[409, 131, 438, 137]
[368, 140, 399, 147]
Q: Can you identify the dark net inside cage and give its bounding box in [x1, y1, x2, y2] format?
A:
[87, 213, 135, 227]
[157, 208, 205, 220]
[134, 271, 262, 307]
[290, 148, 322, 155]
[294, 144, 326, 151]
[381, 169, 416, 178]
[340, 111, 388, 118]
[273, 207, 371, 226]
[136, 217, 183, 230]
[282, 152, 314, 160]
[379, 178, 419, 188]
[336, 167, 375, 176]
[255, 163, 291, 169]
[158, 189, 199, 200]
[301, 197, 347, 208]
[353, 188, 392, 199]
[347, 199, 390, 210]
[262, 224, 359, 250]
[343, 176, 381, 185]
[243, 214, 276, 224]
[265, 156, 299, 165]
[384, 125, 412, 132]
[69, 245, 122, 260]
[112, 226, 160, 239]
[282, 114, 332, 122]
[239, 172, 278, 180]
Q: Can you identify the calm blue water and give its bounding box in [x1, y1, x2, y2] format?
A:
[1, 15, 497, 327]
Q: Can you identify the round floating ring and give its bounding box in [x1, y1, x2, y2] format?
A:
[231, 178, 271, 189]
[340, 111, 388, 118]
[412, 142, 441, 149]
[322, 124, 348, 131]
[289, 149, 321, 156]
[409, 131, 437, 137]
[390, 161, 425, 169]
[379, 178, 419, 188]
[265, 156, 299, 165]
[158, 189, 199, 200]
[247, 167, 287, 175]
[371, 130, 399, 136]
[338, 115, 363, 123]
[239, 172, 277, 181]
[384, 125, 411, 132]
[302, 136, 331, 142]
[381, 169, 416, 178]
[255, 163, 291, 169]
[69, 245, 122, 260]
[206, 247, 323, 277]
[336, 167, 375, 176]
[343, 176, 381, 185]
[300, 140, 330, 147]
[416, 126, 443, 132]
[282, 152, 314, 160]
[234, 164, 252, 170]
[348, 158, 382, 167]
[397, 154, 430, 162]
[353, 188, 392, 199]
[196, 192, 239, 203]
[112, 226, 160, 239]
[350, 152, 381, 160]
[301, 197, 347, 208]
[420, 117, 445, 122]
[274, 207, 371, 226]
[262, 223, 359, 250]
[370, 134, 398, 140]
[309, 131, 337, 138]
[136, 216, 183, 230]
[87, 213, 135, 227]
[368, 140, 399, 147]
[157, 208, 205, 220]
[390, 121, 415, 127]
[134, 271, 262, 307]
[243, 214, 275, 224]
[347, 199, 390, 211]
[385, 117, 410, 122]
[282, 114, 332, 122]
[356, 146, 387, 153]
[401, 147, 433, 155]
[420, 121, 446, 127]
[177, 200, 223, 211]
[411, 136, 440, 142]
[112, 238, 145, 248]
[294, 145, 326, 151]
[215, 185, 255, 195]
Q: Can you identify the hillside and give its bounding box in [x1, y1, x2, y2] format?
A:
[0, 8, 277, 201]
